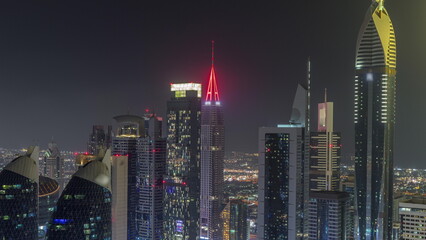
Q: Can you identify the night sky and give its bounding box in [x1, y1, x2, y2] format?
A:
[0, 1, 425, 168]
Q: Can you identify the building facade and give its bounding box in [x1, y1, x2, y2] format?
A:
[309, 96, 341, 192]
[111, 155, 128, 240]
[200, 41, 226, 240]
[221, 200, 249, 240]
[398, 197, 426, 239]
[0, 147, 39, 240]
[46, 150, 112, 239]
[164, 83, 202, 240]
[308, 191, 351, 240]
[87, 125, 112, 155]
[38, 176, 60, 239]
[43, 141, 65, 191]
[112, 115, 145, 239]
[258, 125, 306, 240]
[136, 136, 166, 240]
[354, 1, 397, 239]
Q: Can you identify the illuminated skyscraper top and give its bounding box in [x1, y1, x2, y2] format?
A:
[354, 0, 396, 239]
[205, 40, 220, 105]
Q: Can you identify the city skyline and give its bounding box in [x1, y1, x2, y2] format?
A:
[0, 0, 425, 171]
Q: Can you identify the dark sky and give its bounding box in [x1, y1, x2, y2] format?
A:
[0, 1, 425, 168]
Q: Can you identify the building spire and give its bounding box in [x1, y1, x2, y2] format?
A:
[324, 88, 327, 103]
[205, 40, 220, 103]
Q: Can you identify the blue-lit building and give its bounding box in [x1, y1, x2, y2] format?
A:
[0, 147, 40, 240]
[46, 150, 112, 239]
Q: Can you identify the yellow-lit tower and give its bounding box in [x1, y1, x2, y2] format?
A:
[354, 0, 396, 239]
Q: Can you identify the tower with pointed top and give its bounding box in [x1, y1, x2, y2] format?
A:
[200, 41, 225, 240]
[354, 0, 396, 239]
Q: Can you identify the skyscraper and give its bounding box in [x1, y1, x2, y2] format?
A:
[46, 150, 112, 240]
[43, 140, 65, 191]
[38, 176, 60, 239]
[308, 191, 351, 240]
[0, 147, 39, 240]
[112, 115, 145, 239]
[354, 1, 396, 239]
[164, 82, 202, 240]
[111, 155, 128, 240]
[258, 83, 309, 240]
[87, 125, 112, 155]
[136, 129, 166, 239]
[398, 197, 426, 240]
[200, 41, 225, 240]
[309, 92, 341, 191]
[221, 200, 249, 240]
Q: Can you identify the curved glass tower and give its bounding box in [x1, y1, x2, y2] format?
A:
[46, 150, 112, 240]
[0, 147, 39, 240]
[354, 1, 396, 239]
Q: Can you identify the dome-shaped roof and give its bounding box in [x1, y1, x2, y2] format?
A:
[39, 175, 59, 197]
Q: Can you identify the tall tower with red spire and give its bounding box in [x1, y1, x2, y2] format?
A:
[200, 41, 225, 239]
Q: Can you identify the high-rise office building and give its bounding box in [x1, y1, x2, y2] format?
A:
[112, 115, 145, 239]
[111, 155, 128, 240]
[46, 150, 112, 239]
[354, 1, 396, 239]
[164, 82, 202, 240]
[398, 197, 426, 240]
[143, 111, 163, 139]
[88, 125, 112, 155]
[0, 147, 39, 240]
[309, 92, 341, 191]
[258, 83, 309, 240]
[38, 176, 60, 239]
[221, 200, 249, 240]
[340, 175, 356, 240]
[136, 134, 166, 239]
[200, 41, 225, 240]
[308, 191, 351, 240]
[43, 140, 65, 191]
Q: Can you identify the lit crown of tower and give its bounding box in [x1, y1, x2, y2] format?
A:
[205, 40, 220, 105]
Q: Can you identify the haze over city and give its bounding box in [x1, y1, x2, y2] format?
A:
[0, 1, 425, 165]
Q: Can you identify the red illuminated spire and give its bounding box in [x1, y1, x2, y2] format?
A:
[205, 40, 220, 103]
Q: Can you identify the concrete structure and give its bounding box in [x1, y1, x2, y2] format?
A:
[111, 155, 128, 240]
[399, 197, 426, 239]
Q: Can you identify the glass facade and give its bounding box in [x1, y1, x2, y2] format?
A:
[264, 133, 290, 239]
[164, 88, 201, 240]
[0, 170, 38, 240]
[354, 1, 396, 239]
[46, 176, 112, 239]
